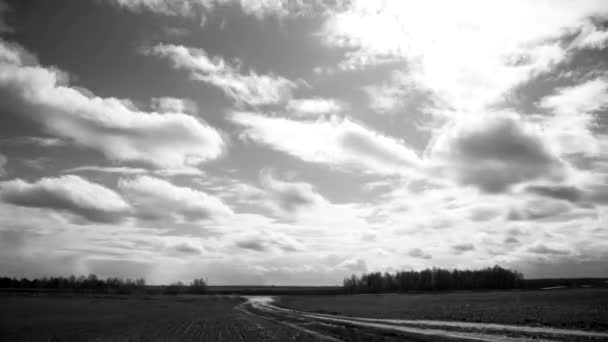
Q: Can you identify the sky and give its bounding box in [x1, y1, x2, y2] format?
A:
[0, 0, 608, 285]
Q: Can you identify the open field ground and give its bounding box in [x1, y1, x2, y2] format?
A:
[2, 289, 608, 341]
[0, 294, 323, 342]
[277, 288, 608, 332]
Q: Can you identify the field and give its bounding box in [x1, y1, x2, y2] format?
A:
[0, 294, 321, 341]
[277, 288, 608, 331]
[2, 289, 608, 341]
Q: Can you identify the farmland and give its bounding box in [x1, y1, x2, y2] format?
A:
[277, 288, 608, 331]
[2, 288, 608, 341]
[0, 294, 322, 341]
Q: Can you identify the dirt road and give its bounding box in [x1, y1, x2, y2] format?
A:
[239, 296, 608, 342]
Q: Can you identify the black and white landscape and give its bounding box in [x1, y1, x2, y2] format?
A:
[0, 1, 607, 341]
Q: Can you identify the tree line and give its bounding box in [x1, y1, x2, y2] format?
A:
[343, 266, 524, 293]
[0, 275, 207, 294]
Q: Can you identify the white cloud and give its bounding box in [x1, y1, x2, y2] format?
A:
[63, 166, 149, 175]
[571, 22, 608, 49]
[538, 78, 608, 156]
[231, 112, 422, 176]
[118, 175, 233, 222]
[145, 43, 296, 106]
[322, 1, 606, 113]
[286, 98, 343, 117]
[0, 175, 131, 223]
[110, 0, 299, 19]
[151, 96, 198, 114]
[0, 40, 226, 169]
[541, 78, 608, 116]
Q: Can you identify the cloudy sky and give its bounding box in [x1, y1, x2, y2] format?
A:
[0, 0, 607, 285]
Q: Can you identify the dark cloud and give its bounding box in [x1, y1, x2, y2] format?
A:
[444, 115, 564, 193]
[170, 243, 202, 255]
[451, 243, 475, 254]
[525, 185, 583, 202]
[259, 169, 327, 218]
[0, 153, 6, 177]
[236, 239, 267, 252]
[527, 244, 570, 255]
[408, 248, 432, 259]
[507, 199, 571, 221]
[504, 236, 520, 244]
[235, 232, 304, 253]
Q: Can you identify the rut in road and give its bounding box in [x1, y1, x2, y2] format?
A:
[240, 297, 608, 342]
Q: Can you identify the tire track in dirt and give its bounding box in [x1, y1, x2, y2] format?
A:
[240, 297, 608, 342]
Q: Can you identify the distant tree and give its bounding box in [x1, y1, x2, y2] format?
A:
[189, 278, 207, 294]
[343, 265, 524, 293]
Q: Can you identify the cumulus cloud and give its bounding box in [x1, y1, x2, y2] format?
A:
[231, 112, 422, 176]
[408, 248, 432, 260]
[507, 199, 572, 221]
[286, 98, 343, 117]
[151, 96, 198, 114]
[109, 0, 314, 19]
[0, 175, 131, 223]
[169, 242, 202, 255]
[118, 175, 233, 222]
[429, 113, 565, 192]
[525, 185, 584, 203]
[451, 243, 475, 254]
[258, 169, 329, 218]
[571, 22, 608, 50]
[145, 43, 296, 106]
[527, 243, 570, 256]
[0, 40, 225, 169]
[63, 165, 204, 176]
[235, 231, 305, 252]
[538, 79, 608, 156]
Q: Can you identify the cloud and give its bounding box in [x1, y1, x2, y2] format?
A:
[364, 70, 425, 114]
[258, 169, 329, 218]
[286, 98, 343, 117]
[231, 112, 422, 175]
[541, 78, 608, 116]
[408, 248, 432, 260]
[169, 242, 202, 255]
[538, 79, 608, 156]
[0, 154, 6, 177]
[0, 175, 131, 223]
[571, 22, 608, 49]
[525, 185, 584, 203]
[151, 96, 198, 115]
[451, 243, 475, 254]
[63, 165, 203, 176]
[507, 199, 572, 221]
[145, 43, 296, 106]
[429, 113, 565, 192]
[109, 0, 309, 19]
[335, 258, 367, 273]
[321, 1, 605, 112]
[0, 40, 225, 169]
[527, 243, 570, 256]
[235, 231, 305, 252]
[118, 175, 233, 222]
[0, 0, 12, 33]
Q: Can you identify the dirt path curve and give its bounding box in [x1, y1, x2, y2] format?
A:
[239, 296, 608, 342]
